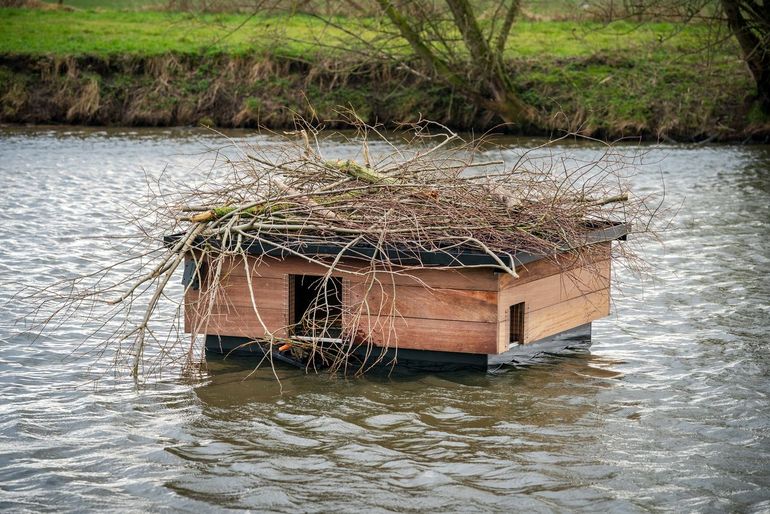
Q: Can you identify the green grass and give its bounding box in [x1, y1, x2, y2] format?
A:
[34, 0, 610, 16]
[0, 7, 728, 59]
[41, 0, 163, 8]
[0, 9, 325, 56]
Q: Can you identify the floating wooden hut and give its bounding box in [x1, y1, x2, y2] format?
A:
[181, 222, 626, 370]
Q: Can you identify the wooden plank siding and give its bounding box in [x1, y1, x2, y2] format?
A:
[184, 254, 501, 354]
[345, 279, 499, 354]
[215, 255, 500, 291]
[495, 246, 612, 352]
[185, 243, 614, 356]
[499, 242, 612, 289]
[347, 283, 498, 323]
[348, 316, 498, 354]
[186, 310, 289, 339]
[522, 288, 610, 343]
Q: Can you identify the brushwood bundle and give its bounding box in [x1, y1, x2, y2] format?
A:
[28, 120, 656, 377]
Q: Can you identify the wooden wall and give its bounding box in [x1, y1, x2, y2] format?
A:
[495, 243, 612, 353]
[185, 242, 612, 356]
[184, 255, 500, 354]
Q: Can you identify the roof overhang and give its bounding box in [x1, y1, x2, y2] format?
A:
[165, 221, 629, 271]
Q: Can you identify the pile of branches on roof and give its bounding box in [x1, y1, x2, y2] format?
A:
[172, 123, 637, 277]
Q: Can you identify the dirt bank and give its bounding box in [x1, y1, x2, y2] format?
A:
[1, 52, 768, 142]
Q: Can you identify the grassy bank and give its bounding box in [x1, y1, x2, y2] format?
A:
[1, 7, 767, 140]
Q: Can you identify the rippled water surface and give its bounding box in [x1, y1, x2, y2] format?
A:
[1, 127, 768, 512]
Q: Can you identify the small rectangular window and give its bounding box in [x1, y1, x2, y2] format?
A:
[509, 302, 525, 344]
[289, 275, 343, 337]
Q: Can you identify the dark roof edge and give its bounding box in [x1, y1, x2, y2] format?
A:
[164, 222, 629, 270]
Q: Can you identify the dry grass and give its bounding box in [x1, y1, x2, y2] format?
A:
[66, 77, 100, 121]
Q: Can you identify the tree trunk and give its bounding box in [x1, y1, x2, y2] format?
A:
[375, 0, 537, 127]
[721, 0, 770, 112]
[444, 0, 536, 125]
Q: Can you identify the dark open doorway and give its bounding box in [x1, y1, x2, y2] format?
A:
[509, 302, 525, 344]
[289, 275, 343, 337]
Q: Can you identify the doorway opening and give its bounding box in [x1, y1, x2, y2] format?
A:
[509, 302, 525, 344]
[289, 275, 343, 337]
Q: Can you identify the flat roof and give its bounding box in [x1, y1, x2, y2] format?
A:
[166, 222, 628, 270]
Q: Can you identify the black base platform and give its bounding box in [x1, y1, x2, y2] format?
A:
[203, 323, 592, 372]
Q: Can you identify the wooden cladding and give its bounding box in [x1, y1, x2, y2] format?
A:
[499, 242, 611, 289]
[495, 243, 612, 352]
[184, 243, 613, 356]
[185, 254, 502, 354]
[347, 282, 498, 323]
[523, 289, 609, 343]
[350, 316, 498, 354]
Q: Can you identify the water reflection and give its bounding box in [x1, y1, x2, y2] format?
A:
[172, 353, 624, 510]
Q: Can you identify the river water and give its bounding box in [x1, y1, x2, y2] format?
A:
[0, 127, 768, 512]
